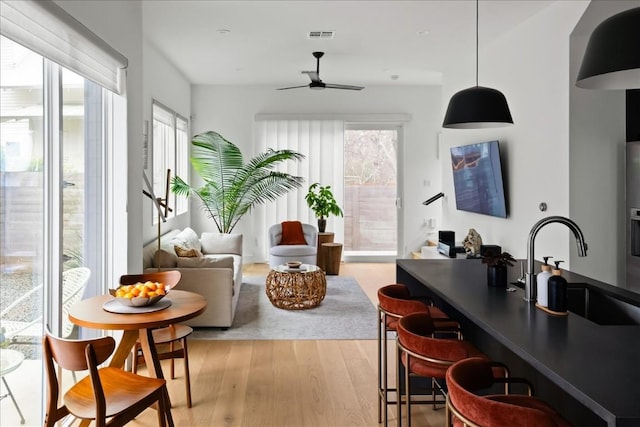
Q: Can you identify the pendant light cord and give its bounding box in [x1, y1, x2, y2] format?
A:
[476, 0, 479, 87]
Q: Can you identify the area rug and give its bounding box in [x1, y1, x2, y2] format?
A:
[191, 275, 377, 340]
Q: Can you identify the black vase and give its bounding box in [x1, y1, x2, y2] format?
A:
[487, 266, 508, 288]
[317, 218, 327, 233]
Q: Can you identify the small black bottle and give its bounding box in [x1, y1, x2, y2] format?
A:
[547, 260, 568, 313]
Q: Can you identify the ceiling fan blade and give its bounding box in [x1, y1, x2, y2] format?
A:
[323, 83, 365, 91]
[277, 52, 364, 92]
[302, 71, 320, 82]
[276, 84, 310, 90]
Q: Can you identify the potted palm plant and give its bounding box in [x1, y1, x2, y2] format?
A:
[305, 183, 343, 233]
[172, 131, 305, 233]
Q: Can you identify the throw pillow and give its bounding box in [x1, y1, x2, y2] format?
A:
[171, 227, 201, 251]
[174, 245, 202, 258]
[153, 249, 178, 268]
[280, 221, 307, 245]
[176, 256, 234, 269]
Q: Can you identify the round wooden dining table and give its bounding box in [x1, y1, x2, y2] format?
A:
[68, 290, 206, 426]
[69, 289, 206, 373]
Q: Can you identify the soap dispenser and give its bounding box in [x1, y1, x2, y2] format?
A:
[536, 256, 553, 307]
[547, 260, 568, 314]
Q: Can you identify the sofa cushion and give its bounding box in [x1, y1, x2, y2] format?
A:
[270, 244, 316, 257]
[174, 245, 203, 258]
[279, 221, 307, 245]
[154, 249, 178, 268]
[143, 229, 182, 270]
[177, 256, 234, 268]
[171, 227, 201, 251]
[201, 232, 243, 255]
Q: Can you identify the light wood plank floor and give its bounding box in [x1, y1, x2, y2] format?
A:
[111, 263, 446, 427]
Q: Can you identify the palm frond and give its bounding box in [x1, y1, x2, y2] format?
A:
[171, 131, 305, 233]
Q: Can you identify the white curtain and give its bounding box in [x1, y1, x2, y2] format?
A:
[255, 119, 345, 258]
[0, 0, 128, 94]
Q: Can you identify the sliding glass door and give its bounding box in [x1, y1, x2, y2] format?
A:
[344, 125, 400, 260]
[1, 35, 113, 426]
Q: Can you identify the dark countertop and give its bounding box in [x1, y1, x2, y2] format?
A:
[396, 258, 640, 427]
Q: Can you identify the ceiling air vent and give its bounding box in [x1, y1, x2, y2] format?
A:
[308, 31, 335, 40]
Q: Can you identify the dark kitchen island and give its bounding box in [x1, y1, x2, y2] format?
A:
[397, 258, 640, 427]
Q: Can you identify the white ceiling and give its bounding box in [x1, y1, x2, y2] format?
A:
[142, 0, 556, 88]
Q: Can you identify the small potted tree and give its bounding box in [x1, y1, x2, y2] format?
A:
[482, 250, 516, 288]
[305, 183, 343, 233]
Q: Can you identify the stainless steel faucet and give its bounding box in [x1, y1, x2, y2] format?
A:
[524, 216, 588, 302]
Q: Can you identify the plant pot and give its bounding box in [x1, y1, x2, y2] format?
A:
[487, 266, 508, 288]
[317, 219, 327, 233]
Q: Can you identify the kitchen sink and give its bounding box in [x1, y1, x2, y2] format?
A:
[567, 283, 640, 326]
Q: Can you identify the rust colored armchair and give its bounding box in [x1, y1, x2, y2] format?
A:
[446, 357, 572, 427]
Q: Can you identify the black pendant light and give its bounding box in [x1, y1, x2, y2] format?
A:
[443, 0, 513, 129]
[576, 7, 640, 90]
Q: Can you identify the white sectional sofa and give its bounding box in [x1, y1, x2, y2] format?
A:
[142, 227, 242, 328]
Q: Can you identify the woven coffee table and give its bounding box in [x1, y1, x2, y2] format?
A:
[266, 264, 327, 310]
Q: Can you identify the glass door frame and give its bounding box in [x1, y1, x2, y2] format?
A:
[343, 122, 404, 263]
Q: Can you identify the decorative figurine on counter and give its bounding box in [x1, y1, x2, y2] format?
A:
[462, 228, 483, 258]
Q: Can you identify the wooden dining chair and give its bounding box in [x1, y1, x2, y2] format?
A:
[132, 323, 193, 407]
[43, 330, 172, 427]
[121, 270, 193, 407]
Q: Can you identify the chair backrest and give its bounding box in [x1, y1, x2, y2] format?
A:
[446, 357, 558, 427]
[268, 223, 317, 247]
[377, 284, 429, 318]
[397, 312, 476, 363]
[43, 331, 115, 425]
[119, 270, 182, 289]
[61, 267, 91, 338]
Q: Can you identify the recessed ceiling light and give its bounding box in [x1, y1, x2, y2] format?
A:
[217, 29, 231, 35]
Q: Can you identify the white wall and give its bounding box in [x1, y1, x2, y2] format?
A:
[55, 0, 144, 274]
[141, 40, 192, 247]
[190, 85, 442, 261]
[439, 1, 589, 269]
[569, 0, 638, 286]
[55, 1, 192, 273]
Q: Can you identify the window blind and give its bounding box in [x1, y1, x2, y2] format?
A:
[255, 119, 345, 258]
[0, 0, 128, 94]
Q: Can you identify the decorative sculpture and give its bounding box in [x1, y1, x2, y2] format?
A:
[462, 228, 483, 258]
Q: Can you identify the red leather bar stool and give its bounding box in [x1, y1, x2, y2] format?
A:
[446, 357, 572, 427]
[377, 284, 460, 426]
[396, 312, 502, 427]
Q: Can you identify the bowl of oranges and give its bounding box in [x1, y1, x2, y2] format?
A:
[110, 281, 169, 307]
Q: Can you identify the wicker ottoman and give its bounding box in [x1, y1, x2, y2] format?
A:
[266, 264, 327, 310]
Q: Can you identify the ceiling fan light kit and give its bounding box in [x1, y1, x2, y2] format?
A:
[576, 7, 640, 90]
[443, 0, 513, 129]
[277, 51, 364, 91]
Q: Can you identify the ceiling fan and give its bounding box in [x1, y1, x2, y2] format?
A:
[277, 51, 364, 91]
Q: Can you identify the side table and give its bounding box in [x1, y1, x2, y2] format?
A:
[266, 264, 327, 310]
[1, 349, 26, 424]
[316, 232, 334, 271]
[322, 243, 343, 275]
